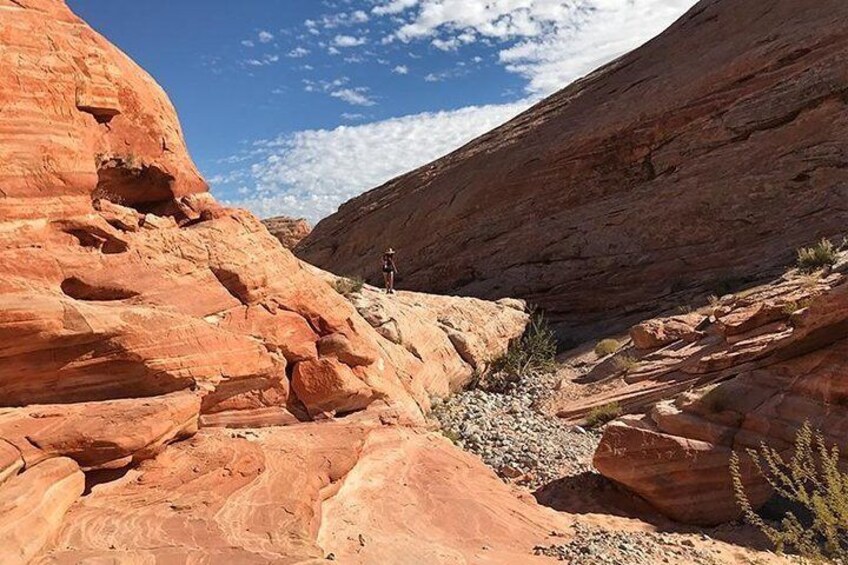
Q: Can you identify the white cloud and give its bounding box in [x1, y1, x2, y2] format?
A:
[351, 10, 370, 23]
[303, 77, 375, 106]
[331, 87, 376, 106]
[431, 37, 460, 51]
[245, 54, 280, 67]
[258, 30, 275, 43]
[221, 100, 531, 223]
[241, 39, 255, 47]
[372, 0, 419, 16]
[341, 112, 366, 121]
[392, 65, 409, 74]
[333, 34, 368, 47]
[287, 46, 310, 58]
[374, 0, 697, 95]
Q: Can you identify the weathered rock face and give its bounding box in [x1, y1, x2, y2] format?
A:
[35, 425, 573, 564]
[310, 267, 530, 398]
[591, 255, 848, 525]
[0, 0, 206, 208]
[262, 216, 312, 249]
[0, 1, 531, 560]
[298, 0, 848, 340]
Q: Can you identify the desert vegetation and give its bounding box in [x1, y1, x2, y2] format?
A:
[731, 422, 848, 562]
[797, 238, 839, 273]
[594, 338, 620, 358]
[613, 354, 639, 372]
[585, 402, 622, 428]
[482, 313, 557, 392]
[332, 275, 364, 297]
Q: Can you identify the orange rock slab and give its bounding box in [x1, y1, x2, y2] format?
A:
[35, 426, 571, 564]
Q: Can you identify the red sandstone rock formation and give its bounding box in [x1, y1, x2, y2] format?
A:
[35, 425, 574, 564]
[298, 0, 848, 340]
[0, 1, 534, 560]
[590, 255, 848, 525]
[262, 216, 312, 249]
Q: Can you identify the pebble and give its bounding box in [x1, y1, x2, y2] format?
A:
[533, 524, 717, 565]
[431, 368, 600, 489]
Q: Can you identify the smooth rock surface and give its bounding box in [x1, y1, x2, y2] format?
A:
[35, 426, 573, 564]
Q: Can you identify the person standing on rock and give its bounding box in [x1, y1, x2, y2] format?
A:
[382, 248, 398, 294]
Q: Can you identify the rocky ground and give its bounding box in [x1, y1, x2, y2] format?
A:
[533, 524, 718, 565]
[430, 355, 787, 565]
[431, 366, 600, 489]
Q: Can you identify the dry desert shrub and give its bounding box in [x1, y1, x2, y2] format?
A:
[797, 238, 838, 273]
[731, 422, 848, 563]
[594, 339, 620, 358]
[333, 275, 364, 297]
[585, 402, 622, 428]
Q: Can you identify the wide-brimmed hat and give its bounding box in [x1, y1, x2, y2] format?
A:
[384, 248, 396, 254]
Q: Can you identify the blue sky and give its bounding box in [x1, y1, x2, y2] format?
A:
[68, 0, 696, 223]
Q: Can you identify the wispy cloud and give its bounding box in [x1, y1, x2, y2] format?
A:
[330, 87, 376, 106]
[245, 54, 280, 67]
[303, 77, 376, 106]
[392, 65, 409, 75]
[372, 0, 696, 94]
[258, 30, 275, 43]
[287, 46, 310, 58]
[219, 100, 531, 223]
[372, 0, 418, 16]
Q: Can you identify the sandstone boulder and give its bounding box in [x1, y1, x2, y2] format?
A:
[630, 313, 705, 350]
[292, 358, 377, 417]
[345, 279, 529, 398]
[0, 392, 200, 470]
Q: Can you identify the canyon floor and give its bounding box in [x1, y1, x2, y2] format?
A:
[430, 334, 790, 565]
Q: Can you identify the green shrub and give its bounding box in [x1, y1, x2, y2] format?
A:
[333, 275, 364, 297]
[585, 402, 621, 428]
[594, 339, 620, 358]
[797, 239, 838, 273]
[730, 422, 848, 562]
[484, 315, 557, 391]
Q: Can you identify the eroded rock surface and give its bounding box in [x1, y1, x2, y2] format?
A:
[262, 216, 312, 249]
[299, 0, 848, 340]
[0, 1, 533, 561]
[35, 425, 573, 564]
[590, 259, 848, 525]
